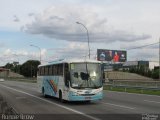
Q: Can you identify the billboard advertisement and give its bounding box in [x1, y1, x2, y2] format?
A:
[97, 49, 127, 62]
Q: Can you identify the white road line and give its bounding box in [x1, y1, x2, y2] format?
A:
[144, 100, 160, 104]
[0, 84, 100, 120]
[101, 102, 135, 110]
[16, 97, 26, 99]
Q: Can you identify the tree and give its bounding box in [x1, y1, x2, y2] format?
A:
[5, 62, 22, 74]
[20, 60, 40, 77]
[139, 65, 145, 75]
[5, 63, 14, 70]
[151, 69, 159, 79]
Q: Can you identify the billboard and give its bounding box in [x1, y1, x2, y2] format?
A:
[97, 49, 127, 62]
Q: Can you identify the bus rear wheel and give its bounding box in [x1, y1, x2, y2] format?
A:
[42, 87, 48, 98]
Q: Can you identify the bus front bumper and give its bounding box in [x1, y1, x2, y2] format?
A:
[68, 92, 103, 101]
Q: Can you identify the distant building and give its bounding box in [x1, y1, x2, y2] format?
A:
[102, 60, 149, 71]
[123, 61, 149, 70]
[123, 61, 138, 70]
[102, 62, 123, 71]
[0, 68, 10, 77]
[149, 61, 159, 69]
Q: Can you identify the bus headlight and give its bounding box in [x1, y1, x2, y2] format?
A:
[70, 91, 80, 96]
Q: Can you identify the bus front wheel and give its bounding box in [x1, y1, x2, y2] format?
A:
[59, 90, 64, 103]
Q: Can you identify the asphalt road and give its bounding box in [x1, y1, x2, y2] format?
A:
[0, 80, 160, 120]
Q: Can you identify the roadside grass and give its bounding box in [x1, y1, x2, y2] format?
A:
[103, 85, 160, 96]
[142, 90, 160, 96]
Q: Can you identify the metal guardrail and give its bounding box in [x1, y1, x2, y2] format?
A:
[104, 81, 160, 93]
[107, 84, 160, 91]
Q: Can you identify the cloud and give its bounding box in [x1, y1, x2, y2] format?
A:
[127, 48, 158, 62]
[28, 13, 35, 17]
[13, 15, 20, 22]
[46, 42, 97, 62]
[25, 5, 151, 43]
[120, 42, 159, 62]
[120, 42, 159, 50]
[0, 48, 48, 65]
[4, 49, 13, 55]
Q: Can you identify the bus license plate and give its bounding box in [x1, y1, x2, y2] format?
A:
[85, 97, 91, 100]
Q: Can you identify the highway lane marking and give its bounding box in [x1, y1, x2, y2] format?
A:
[16, 96, 26, 99]
[0, 84, 100, 120]
[100, 102, 135, 110]
[144, 100, 160, 104]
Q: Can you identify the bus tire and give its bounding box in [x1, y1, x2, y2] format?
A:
[42, 87, 47, 98]
[59, 90, 64, 103]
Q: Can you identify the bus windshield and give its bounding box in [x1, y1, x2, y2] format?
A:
[70, 63, 102, 89]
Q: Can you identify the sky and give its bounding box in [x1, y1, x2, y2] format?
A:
[0, 0, 159, 68]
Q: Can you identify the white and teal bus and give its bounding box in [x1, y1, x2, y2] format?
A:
[37, 59, 103, 102]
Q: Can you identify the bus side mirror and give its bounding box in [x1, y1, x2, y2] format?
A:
[66, 72, 70, 80]
[65, 72, 70, 87]
[65, 79, 70, 87]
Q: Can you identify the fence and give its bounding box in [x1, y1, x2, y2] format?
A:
[104, 80, 160, 94]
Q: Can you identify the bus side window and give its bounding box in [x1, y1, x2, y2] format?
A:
[42, 67, 45, 75]
[39, 67, 41, 76]
[37, 67, 39, 76]
[55, 65, 57, 75]
[57, 64, 60, 75]
[59, 64, 63, 75]
[45, 66, 49, 76]
[41, 67, 44, 75]
[49, 65, 52, 75]
[52, 65, 55, 75]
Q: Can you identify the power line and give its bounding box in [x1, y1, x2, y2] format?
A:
[127, 41, 159, 50]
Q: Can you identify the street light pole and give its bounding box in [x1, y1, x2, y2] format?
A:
[76, 22, 90, 59]
[12, 54, 20, 73]
[159, 38, 160, 80]
[30, 44, 41, 63]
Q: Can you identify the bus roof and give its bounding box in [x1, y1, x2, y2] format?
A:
[39, 59, 101, 67]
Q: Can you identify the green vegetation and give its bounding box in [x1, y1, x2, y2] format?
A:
[5, 62, 21, 73]
[20, 60, 40, 77]
[4, 60, 40, 78]
[151, 69, 159, 79]
[5, 77, 37, 83]
[126, 65, 159, 80]
[104, 85, 160, 96]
